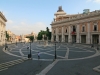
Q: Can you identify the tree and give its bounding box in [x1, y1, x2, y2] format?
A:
[37, 30, 46, 40]
[29, 36, 34, 42]
[37, 27, 51, 40]
[26, 36, 34, 42]
[5, 31, 10, 41]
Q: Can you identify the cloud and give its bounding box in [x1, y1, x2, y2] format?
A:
[6, 21, 49, 35]
[7, 20, 13, 24]
[86, 0, 100, 3]
[21, 22, 26, 25]
[93, 0, 100, 3]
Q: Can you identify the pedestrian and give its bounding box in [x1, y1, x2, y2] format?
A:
[27, 46, 29, 49]
[91, 44, 94, 48]
[37, 52, 40, 59]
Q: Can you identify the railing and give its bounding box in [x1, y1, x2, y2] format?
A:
[52, 10, 100, 24]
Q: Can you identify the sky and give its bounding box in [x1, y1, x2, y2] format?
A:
[0, 0, 100, 35]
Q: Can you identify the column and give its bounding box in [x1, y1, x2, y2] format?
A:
[80, 35, 81, 43]
[2, 24, 4, 45]
[56, 27, 58, 42]
[68, 26, 71, 43]
[0, 22, 1, 46]
[99, 35, 100, 44]
[51, 27, 54, 42]
[3, 25, 6, 45]
[62, 26, 64, 42]
[86, 23, 91, 44]
[1, 24, 2, 45]
[76, 25, 80, 43]
[51, 35, 54, 42]
[91, 34, 92, 44]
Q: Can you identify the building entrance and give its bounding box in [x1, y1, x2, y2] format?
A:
[65, 35, 68, 42]
[92, 35, 99, 44]
[72, 35, 76, 43]
[59, 35, 62, 42]
[81, 35, 86, 43]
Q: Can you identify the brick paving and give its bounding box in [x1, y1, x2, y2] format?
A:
[0, 45, 20, 63]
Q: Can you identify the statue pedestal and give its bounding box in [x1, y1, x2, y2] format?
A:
[46, 41, 48, 46]
[44, 41, 48, 47]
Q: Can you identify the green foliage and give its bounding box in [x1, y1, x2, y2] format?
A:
[26, 36, 34, 42]
[37, 27, 51, 40]
[5, 31, 9, 41]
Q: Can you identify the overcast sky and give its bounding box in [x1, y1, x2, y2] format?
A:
[0, 0, 100, 35]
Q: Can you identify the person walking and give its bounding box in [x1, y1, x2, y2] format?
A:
[27, 46, 29, 49]
[38, 52, 40, 59]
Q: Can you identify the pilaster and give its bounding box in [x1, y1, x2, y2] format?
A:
[80, 35, 81, 43]
[51, 28, 54, 42]
[86, 23, 91, 44]
[99, 35, 100, 44]
[0, 22, 1, 45]
[62, 26, 64, 42]
[68, 26, 71, 43]
[56, 28, 58, 42]
[76, 25, 80, 43]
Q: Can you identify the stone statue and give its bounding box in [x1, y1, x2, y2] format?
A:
[57, 6, 63, 12]
[59, 6, 62, 11]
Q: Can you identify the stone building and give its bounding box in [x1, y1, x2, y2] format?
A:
[51, 6, 100, 44]
[25, 31, 37, 41]
[0, 12, 7, 46]
[6, 30, 16, 42]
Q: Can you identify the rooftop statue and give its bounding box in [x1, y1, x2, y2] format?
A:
[57, 6, 64, 12]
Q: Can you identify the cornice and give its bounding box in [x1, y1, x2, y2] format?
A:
[51, 11, 100, 26]
[51, 15, 100, 27]
[0, 12, 7, 22]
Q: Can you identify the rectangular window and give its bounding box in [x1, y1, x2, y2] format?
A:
[65, 29, 67, 33]
[73, 26, 76, 32]
[94, 25, 97, 31]
[82, 27, 85, 32]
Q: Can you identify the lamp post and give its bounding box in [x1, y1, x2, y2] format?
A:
[5, 38, 7, 50]
[55, 41, 57, 59]
[30, 41, 32, 59]
[97, 39, 99, 50]
[16, 40, 17, 45]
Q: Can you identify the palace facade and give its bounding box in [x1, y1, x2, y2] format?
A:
[0, 12, 7, 46]
[51, 6, 100, 44]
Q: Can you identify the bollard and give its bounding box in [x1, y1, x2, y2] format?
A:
[91, 44, 94, 48]
[97, 46, 99, 50]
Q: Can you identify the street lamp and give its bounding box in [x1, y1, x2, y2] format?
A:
[55, 41, 57, 59]
[97, 39, 99, 50]
[5, 38, 7, 50]
[30, 41, 31, 58]
[5, 39, 6, 50]
[16, 40, 17, 45]
[28, 41, 32, 59]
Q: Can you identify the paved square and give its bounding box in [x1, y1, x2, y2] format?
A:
[0, 42, 100, 75]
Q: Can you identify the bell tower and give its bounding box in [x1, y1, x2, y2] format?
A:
[54, 6, 66, 21]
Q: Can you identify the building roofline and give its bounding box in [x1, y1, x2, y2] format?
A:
[0, 11, 7, 22]
[51, 10, 100, 25]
